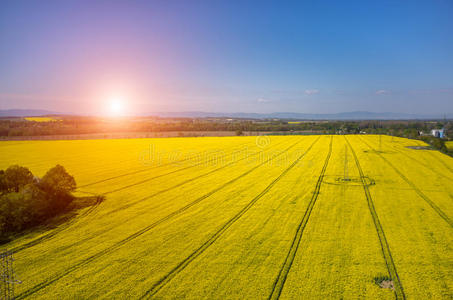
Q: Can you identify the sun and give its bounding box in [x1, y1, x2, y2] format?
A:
[108, 97, 124, 116]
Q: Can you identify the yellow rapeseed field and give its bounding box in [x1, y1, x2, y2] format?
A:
[0, 135, 451, 299]
[24, 117, 57, 122]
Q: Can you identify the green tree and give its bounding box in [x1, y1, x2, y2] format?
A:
[40, 164, 76, 193]
[0, 164, 86, 240]
[0, 170, 7, 193]
[4, 165, 34, 192]
[0, 190, 35, 234]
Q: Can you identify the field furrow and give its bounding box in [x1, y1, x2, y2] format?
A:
[0, 135, 451, 299]
[349, 136, 452, 298]
[277, 137, 393, 299]
[346, 136, 405, 299]
[268, 136, 333, 300]
[140, 136, 321, 298]
[8, 138, 292, 254]
[13, 137, 309, 298]
[359, 136, 452, 227]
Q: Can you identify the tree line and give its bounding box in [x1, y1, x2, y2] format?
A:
[0, 117, 451, 138]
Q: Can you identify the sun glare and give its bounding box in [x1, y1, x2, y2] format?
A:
[109, 97, 124, 116]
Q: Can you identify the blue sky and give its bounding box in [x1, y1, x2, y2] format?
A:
[0, 0, 452, 115]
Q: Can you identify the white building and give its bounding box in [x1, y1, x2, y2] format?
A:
[431, 129, 445, 138]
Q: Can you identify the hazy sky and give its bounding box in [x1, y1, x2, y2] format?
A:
[1, 0, 452, 115]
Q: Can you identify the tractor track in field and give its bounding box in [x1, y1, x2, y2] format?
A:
[79, 144, 261, 195]
[100, 160, 224, 195]
[359, 137, 453, 227]
[9, 200, 102, 254]
[78, 139, 288, 197]
[16, 138, 312, 299]
[400, 152, 453, 182]
[13, 138, 292, 257]
[77, 160, 192, 189]
[77, 141, 260, 189]
[380, 142, 453, 183]
[102, 138, 289, 215]
[11, 139, 289, 254]
[346, 137, 406, 300]
[139, 136, 323, 299]
[54, 139, 304, 253]
[426, 151, 453, 175]
[9, 141, 283, 254]
[268, 136, 332, 300]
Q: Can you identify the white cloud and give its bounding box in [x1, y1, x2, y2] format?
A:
[257, 98, 271, 103]
[375, 89, 390, 95]
[304, 89, 319, 95]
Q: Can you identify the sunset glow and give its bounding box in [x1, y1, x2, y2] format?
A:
[1, 2, 452, 115]
[108, 97, 125, 117]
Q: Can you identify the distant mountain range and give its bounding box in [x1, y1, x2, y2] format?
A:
[148, 111, 450, 120]
[0, 109, 63, 117]
[0, 109, 449, 120]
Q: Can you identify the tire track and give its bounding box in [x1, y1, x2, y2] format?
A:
[140, 136, 322, 299]
[359, 137, 453, 227]
[13, 138, 291, 255]
[398, 150, 453, 182]
[8, 142, 260, 253]
[103, 138, 289, 215]
[268, 136, 332, 300]
[78, 139, 287, 196]
[77, 160, 191, 189]
[77, 141, 259, 189]
[99, 160, 221, 196]
[16, 138, 312, 299]
[373, 138, 453, 183]
[426, 151, 453, 175]
[9, 198, 103, 254]
[346, 136, 406, 300]
[53, 138, 305, 254]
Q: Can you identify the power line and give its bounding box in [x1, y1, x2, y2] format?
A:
[1, 250, 21, 300]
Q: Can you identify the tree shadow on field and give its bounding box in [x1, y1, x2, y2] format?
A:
[0, 195, 104, 246]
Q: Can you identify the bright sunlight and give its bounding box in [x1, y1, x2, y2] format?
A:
[108, 97, 125, 117]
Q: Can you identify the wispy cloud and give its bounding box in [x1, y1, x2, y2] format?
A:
[375, 89, 390, 95]
[257, 98, 271, 103]
[304, 89, 319, 95]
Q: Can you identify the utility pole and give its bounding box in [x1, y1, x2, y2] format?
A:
[1, 250, 20, 300]
[344, 145, 349, 181]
